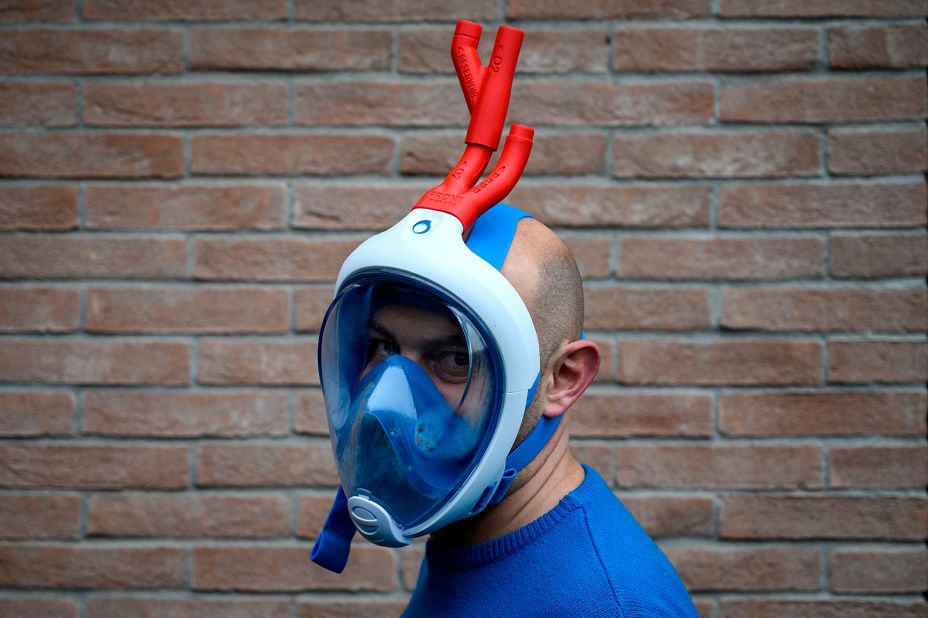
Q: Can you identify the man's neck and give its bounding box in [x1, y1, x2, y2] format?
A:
[430, 419, 585, 547]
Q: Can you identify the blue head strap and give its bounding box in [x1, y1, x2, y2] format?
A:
[311, 204, 560, 573]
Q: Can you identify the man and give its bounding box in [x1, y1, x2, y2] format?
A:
[310, 19, 697, 616]
[400, 215, 699, 617]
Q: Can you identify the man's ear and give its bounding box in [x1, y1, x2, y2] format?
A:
[541, 340, 601, 418]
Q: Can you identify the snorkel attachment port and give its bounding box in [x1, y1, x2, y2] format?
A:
[412, 21, 534, 233]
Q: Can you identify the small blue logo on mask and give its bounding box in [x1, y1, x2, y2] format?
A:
[412, 220, 431, 234]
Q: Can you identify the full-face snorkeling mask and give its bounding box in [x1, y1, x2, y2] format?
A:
[311, 20, 563, 573]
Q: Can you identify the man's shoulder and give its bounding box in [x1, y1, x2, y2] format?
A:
[572, 467, 698, 617]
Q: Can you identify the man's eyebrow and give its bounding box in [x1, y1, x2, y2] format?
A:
[368, 320, 396, 341]
[368, 320, 465, 348]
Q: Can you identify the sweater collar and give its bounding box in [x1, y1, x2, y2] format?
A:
[424, 465, 606, 570]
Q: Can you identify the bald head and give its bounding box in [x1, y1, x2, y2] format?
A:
[500, 218, 585, 442]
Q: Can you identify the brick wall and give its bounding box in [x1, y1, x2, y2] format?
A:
[1, 1, 926, 616]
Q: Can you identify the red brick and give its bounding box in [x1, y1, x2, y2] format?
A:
[400, 27, 609, 74]
[294, 287, 335, 333]
[0, 339, 189, 385]
[84, 0, 287, 20]
[402, 544, 425, 591]
[830, 445, 928, 488]
[723, 599, 927, 618]
[295, 0, 497, 21]
[85, 82, 288, 127]
[0, 545, 185, 588]
[614, 131, 819, 178]
[719, 0, 926, 17]
[0, 29, 182, 74]
[195, 236, 361, 282]
[562, 235, 612, 279]
[294, 182, 710, 229]
[719, 182, 927, 229]
[0, 493, 80, 539]
[571, 392, 713, 437]
[619, 495, 714, 537]
[293, 184, 424, 230]
[0, 235, 186, 279]
[191, 27, 391, 71]
[87, 597, 290, 618]
[584, 286, 711, 330]
[0, 444, 188, 489]
[614, 27, 818, 72]
[830, 547, 927, 593]
[0, 1, 74, 22]
[0, 391, 74, 437]
[401, 131, 606, 176]
[617, 444, 822, 489]
[520, 183, 711, 227]
[620, 339, 822, 386]
[84, 390, 289, 437]
[511, 80, 714, 127]
[693, 599, 716, 618]
[297, 600, 406, 618]
[830, 233, 928, 278]
[0, 185, 77, 230]
[722, 287, 927, 332]
[719, 392, 927, 437]
[570, 442, 614, 479]
[197, 339, 317, 386]
[296, 493, 334, 538]
[0, 287, 79, 332]
[829, 127, 926, 175]
[590, 337, 616, 382]
[663, 545, 820, 591]
[508, 0, 710, 19]
[720, 494, 927, 540]
[0, 133, 183, 178]
[721, 76, 925, 123]
[828, 340, 928, 384]
[0, 83, 75, 126]
[85, 183, 286, 231]
[830, 24, 928, 69]
[195, 545, 395, 592]
[86, 286, 290, 334]
[294, 81, 466, 127]
[191, 134, 394, 176]
[88, 493, 290, 538]
[0, 598, 77, 617]
[198, 443, 336, 487]
[295, 389, 327, 436]
[620, 236, 823, 280]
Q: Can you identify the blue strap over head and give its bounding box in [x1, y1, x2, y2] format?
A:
[312, 203, 556, 573]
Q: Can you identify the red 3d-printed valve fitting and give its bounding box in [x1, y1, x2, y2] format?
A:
[412, 20, 534, 233]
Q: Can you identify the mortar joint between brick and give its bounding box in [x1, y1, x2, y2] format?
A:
[287, 81, 296, 126]
[74, 384, 86, 436]
[182, 134, 192, 179]
[186, 545, 194, 590]
[709, 184, 719, 230]
[391, 25, 401, 75]
[287, 0, 295, 22]
[187, 442, 198, 491]
[75, 79, 85, 128]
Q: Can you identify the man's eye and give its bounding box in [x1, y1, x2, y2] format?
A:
[433, 350, 469, 382]
[368, 338, 399, 359]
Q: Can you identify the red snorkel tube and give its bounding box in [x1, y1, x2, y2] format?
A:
[412, 20, 534, 233]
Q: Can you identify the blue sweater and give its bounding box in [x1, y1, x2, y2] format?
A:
[403, 466, 697, 617]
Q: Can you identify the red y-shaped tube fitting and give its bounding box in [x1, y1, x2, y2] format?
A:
[412, 20, 534, 233]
